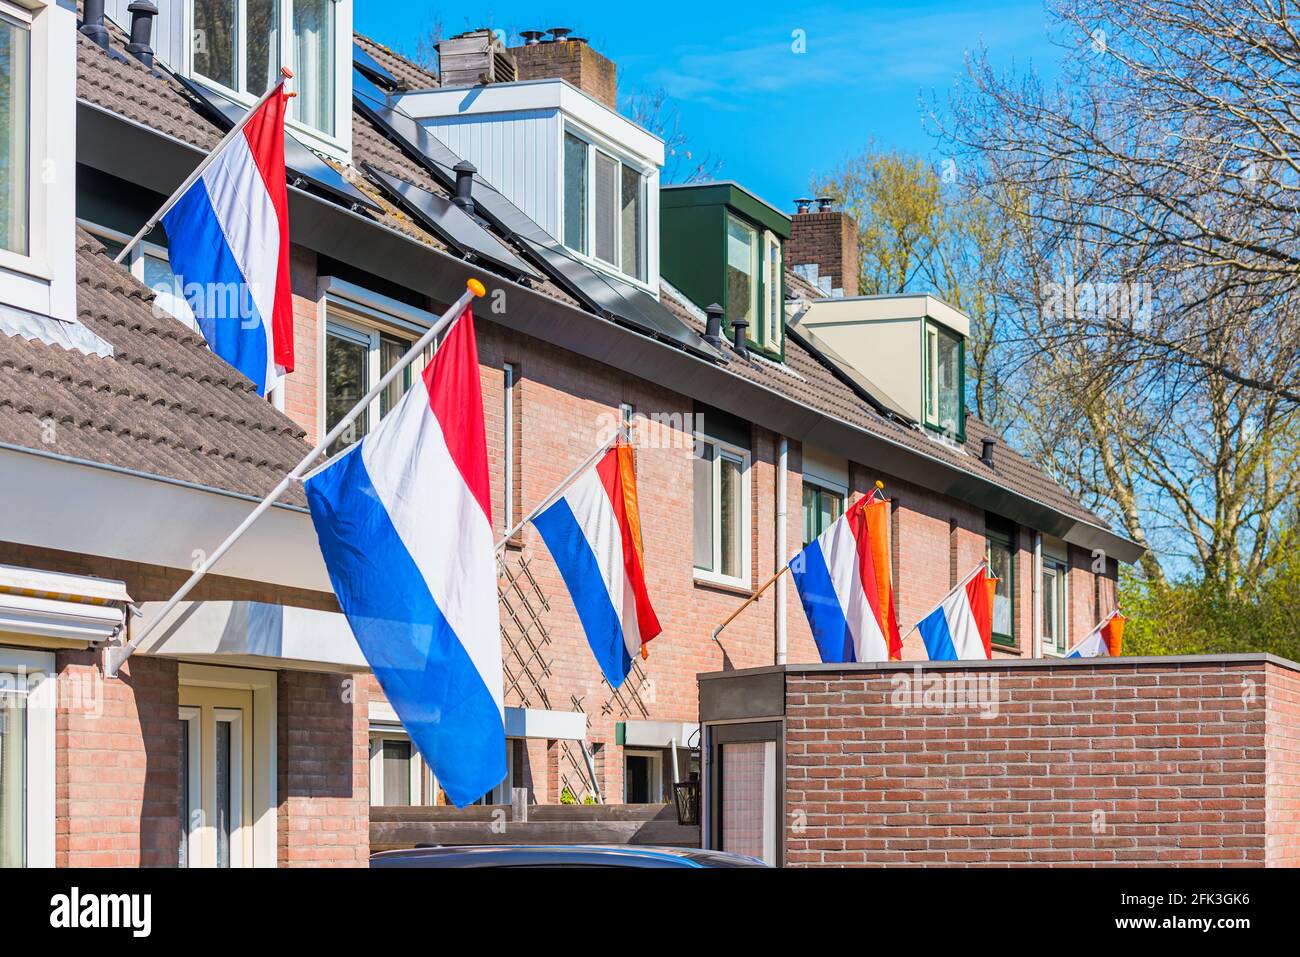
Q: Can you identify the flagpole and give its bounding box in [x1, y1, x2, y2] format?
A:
[711, 482, 886, 644]
[899, 558, 989, 643]
[494, 434, 620, 552]
[113, 68, 295, 265]
[104, 278, 486, 677]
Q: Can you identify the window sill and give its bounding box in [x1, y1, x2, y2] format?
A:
[693, 572, 753, 597]
[992, 638, 1022, 656]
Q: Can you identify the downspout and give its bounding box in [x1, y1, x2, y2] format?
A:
[1032, 532, 1043, 658]
[776, 437, 789, 665]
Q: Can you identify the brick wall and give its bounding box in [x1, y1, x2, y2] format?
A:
[774, 657, 1291, 866]
[788, 209, 859, 297]
[508, 40, 617, 109]
[277, 670, 370, 866]
[56, 650, 179, 867]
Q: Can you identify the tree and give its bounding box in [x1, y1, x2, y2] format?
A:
[621, 87, 723, 184]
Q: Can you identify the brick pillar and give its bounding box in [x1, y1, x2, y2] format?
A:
[277, 671, 370, 866]
[788, 208, 859, 297]
[57, 651, 180, 867]
[508, 39, 617, 109]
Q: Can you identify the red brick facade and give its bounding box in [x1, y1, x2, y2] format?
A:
[788, 209, 860, 297]
[751, 657, 1298, 866]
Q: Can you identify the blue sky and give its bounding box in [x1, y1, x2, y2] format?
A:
[357, 1, 1060, 205]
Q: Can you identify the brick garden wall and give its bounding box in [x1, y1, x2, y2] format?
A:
[780, 657, 1293, 866]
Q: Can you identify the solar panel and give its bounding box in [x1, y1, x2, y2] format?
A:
[175, 75, 383, 214]
[363, 165, 541, 282]
[352, 43, 402, 92]
[352, 70, 719, 359]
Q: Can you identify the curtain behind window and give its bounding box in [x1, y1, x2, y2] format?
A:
[0, 693, 25, 868]
[292, 0, 335, 134]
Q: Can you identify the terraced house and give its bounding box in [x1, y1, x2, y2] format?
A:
[0, 1, 1139, 867]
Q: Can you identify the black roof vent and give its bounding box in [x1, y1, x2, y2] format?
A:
[981, 436, 997, 469]
[125, 1, 158, 71]
[79, 0, 111, 52]
[453, 160, 477, 215]
[703, 303, 724, 350]
[731, 316, 749, 358]
[794, 198, 813, 214]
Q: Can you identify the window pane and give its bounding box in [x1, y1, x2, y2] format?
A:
[193, 0, 238, 89]
[925, 327, 938, 423]
[987, 535, 1014, 638]
[936, 328, 961, 433]
[382, 739, 412, 806]
[726, 217, 758, 331]
[245, 0, 280, 96]
[1042, 570, 1057, 646]
[0, 691, 24, 868]
[326, 328, 369, 456]
[0, 15, 29, 256]
[719, 454, 742, 579]
[720, 740, 775, 864]
[214, 719, 232, 869]
[693, 443, 715, 570]
[593, 152, 618, 266]
[802, 484, 818, 546]
[379, 333, 411, 419]
[178, 718, 190, 867]
[562, 133, 587, 252]
[620, 164, 644, 280]
[766, 237, 782, 347]
[144, 253, 198, 328]
[291, 0, 334, 134]
[821, 489, 842, 532]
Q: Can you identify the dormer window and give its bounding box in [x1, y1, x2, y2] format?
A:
[189, 0, 346, 144]
[661, 183, 791, 360]
[0, 8, 29, 256]
[562, 129, 647, 283]
[924, 320, 963, 438]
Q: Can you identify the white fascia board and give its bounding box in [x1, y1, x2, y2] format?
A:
[623, 720, 699, 749]
[504, 706, 587, 741]
[397, 79, 666, 168]
[0, 592, 125, 643]
[804, 294, 971, 338]
[134, 599, 366, 672]
[0, 445, 331, 594]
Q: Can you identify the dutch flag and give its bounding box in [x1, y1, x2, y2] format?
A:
[790, 493, 903, 663]
[305, 307, 505, 808]
[1067, 611, 1127, 658]
[533, 442, 662, 687]
[162, 88, 294, 396]
[916, 564, 996, 661]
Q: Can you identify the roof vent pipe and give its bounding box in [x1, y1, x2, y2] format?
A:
[731, 316, 749, 358]
[981, 436, 997, 468]
[125, 0, 158, 70]
[80, 0, 111, 52]
[548, 27, 573, 42]
[817, 196, 835, 212]
[452, 160, 477, 215]
[794, 198, 812, 214]
[520, 30, 546, 45]
[703, 303, 725, 350]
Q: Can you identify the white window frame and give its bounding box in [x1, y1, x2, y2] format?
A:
[368, 729, 431, 807]
[762, 230, 783, 352]
[184, 0, 353, 160]
[321, 304, 420, 448]
[559, 122, 651, 291]
[0, 647, 54, 868]
[1041, 551, 1070, 657]
[623, 748, 664, 804]
[178, 705, 201, 868]
[0, 3, 31, 265]
[693, 432, 752, 590]
[801, 475, 846, 546]
[212, 706, 245, 869]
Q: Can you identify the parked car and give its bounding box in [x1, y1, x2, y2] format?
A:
[370, 844, 770, 868]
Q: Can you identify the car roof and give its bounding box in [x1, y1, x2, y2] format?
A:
[370, 844, 769, 868]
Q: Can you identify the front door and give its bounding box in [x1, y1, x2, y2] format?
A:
[178, 685, 254, 868]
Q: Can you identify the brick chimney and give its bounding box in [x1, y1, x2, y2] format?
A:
[788, 197, 859, 298]
[508, 28, 617, 110]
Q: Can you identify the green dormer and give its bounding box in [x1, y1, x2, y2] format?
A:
[661, 182, 792, 361]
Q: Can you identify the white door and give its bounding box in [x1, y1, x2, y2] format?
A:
[179, 685, 254, 868]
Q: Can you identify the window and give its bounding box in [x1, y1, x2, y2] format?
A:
[0, 687, 24, 868]
[0, 9, 29, 256]
[725, 214, 783, 354]
[502, 363, 516, 533]
[0, 650, 51, 869]
[190, 0, 339, 137]
[471, 738, 522, 805]
[84, 224, 199, 330]
[624, 749, 664, 804]
[561, 128, 647, 283]
[369, 730, 432, 806]
[986, 529, 1015, 646]
[694, 433, 751, 587]
[925, 321, 964, 438]
[802, 482, 844, 546]
[1042, 552, 1069, 656]
[324, 313, 415, 455]
[763, 231, 782, 352]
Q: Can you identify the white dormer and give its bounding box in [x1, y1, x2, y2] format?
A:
[398, 79, 665, 294]
[106, 0, 353, 160]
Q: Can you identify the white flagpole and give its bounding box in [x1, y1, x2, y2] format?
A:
[105, 278, 486, 677]
[899, 558, 990, 642]
[113, 68, 294, 265]
[494, 434, 619, 552]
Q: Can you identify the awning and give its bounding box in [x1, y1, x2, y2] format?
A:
[0, 563, 129, 645]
